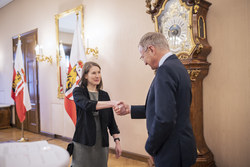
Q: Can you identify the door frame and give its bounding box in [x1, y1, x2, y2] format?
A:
[12, 29, 40, 133]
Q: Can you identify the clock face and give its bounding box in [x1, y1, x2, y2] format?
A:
[157, 0, 195, 55]
[162, 16, 188, 53]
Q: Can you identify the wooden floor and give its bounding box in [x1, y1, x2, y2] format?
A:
[0, 128, 148, 167]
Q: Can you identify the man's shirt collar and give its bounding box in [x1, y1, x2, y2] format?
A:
[159, 52, 173, 67]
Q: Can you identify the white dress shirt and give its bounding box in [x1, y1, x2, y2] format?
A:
[159, 52, 173, 67]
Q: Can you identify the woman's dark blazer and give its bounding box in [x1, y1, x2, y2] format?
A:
[72, 86, 120, 147]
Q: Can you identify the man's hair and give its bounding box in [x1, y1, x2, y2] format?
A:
[79, 61, 103, 90]
[139, 32, 169, 51]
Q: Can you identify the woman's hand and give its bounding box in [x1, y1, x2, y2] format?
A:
[149, 155, 154, 164]
[115, 140, 122, 158]
[113, 101, 130, 116]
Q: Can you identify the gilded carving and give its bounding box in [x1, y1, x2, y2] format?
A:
[178, 54, 189, 60]
[145, 0, 165, 21]
[193, 4, 199, 14]
[195, 0, 201, 4]
[145, 0, 152, 14]
[194, 38, 203, 54]
[195, 37, 200, 43]
[196, 44, 203, 54]
[187, 69, 201, 81]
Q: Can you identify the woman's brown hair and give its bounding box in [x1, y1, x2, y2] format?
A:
[78, 61, 103, 90]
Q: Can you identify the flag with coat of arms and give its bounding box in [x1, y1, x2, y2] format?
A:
[11, 38, 31, 123]
[64, 17, 86, 125]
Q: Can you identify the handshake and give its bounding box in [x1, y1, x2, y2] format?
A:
[112, 101, 130, 116]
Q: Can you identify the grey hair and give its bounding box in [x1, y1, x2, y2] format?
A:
[138, 32, 169, 51]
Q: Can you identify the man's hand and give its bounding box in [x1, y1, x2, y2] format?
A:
[113, 101, 130, 116]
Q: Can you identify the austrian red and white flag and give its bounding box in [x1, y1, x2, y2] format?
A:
[64, 18, 86, 125]
[11, 39, 31, 123]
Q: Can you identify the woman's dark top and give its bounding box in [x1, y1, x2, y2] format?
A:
[72, 86, 120, 147]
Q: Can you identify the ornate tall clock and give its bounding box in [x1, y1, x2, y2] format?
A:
[145, 0, 215, 166]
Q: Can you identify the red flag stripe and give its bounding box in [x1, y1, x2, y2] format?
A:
[64, 97, 76, 125]
[15, 88, 26, 123]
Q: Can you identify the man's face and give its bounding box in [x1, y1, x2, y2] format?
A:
[139, 45, 158, 70]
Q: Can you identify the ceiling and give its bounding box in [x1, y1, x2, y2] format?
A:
[0, 0, 14, 9]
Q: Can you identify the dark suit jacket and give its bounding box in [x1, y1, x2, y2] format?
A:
[72, 86, 120, 147]
[131, 55, 197, 167]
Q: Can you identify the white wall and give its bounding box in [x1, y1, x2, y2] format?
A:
[204, 0, 250, 166]
[0, 0, 250, 166]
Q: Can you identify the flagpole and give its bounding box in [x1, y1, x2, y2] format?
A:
[18, 122, 29, 142]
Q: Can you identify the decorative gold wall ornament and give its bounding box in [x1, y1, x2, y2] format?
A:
[187, 69, 201, 81]
[36, 55, 53, 64]
[35, 45, 52, 64]
[85, 47, 99, 59]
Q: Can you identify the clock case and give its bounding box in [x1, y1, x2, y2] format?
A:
[145, 0, 216, 167]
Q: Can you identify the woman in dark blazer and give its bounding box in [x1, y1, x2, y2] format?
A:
[71, 61, 121, 167]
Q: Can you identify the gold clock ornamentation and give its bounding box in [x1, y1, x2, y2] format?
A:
[194, 5, 199, 14]
[187, 69, 201, 81]
[178, 54, 189, 60]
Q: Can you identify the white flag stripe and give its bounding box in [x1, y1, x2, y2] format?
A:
[15, 40, 25, 74]
[15, 39, 31, 111]
[14, 81, 24, 96]
[69, 19, 86, 67]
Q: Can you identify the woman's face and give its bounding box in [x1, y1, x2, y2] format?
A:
[85, 66, 101, 87]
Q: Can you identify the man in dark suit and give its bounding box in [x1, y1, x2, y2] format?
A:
[114, 32, 197, 167]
